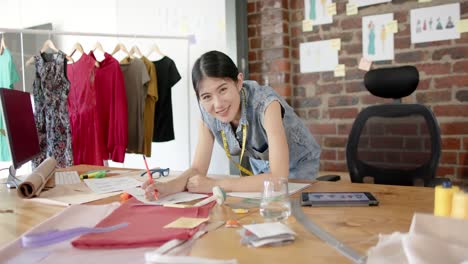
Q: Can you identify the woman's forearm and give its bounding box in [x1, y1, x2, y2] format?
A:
[156, 167, 200, 193]
[216, 173, 286, 192]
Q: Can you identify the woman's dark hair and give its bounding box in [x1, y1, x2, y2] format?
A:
[192, 50, 239, 99]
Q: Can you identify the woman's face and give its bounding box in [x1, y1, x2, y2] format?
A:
[198, 74, 243, 123]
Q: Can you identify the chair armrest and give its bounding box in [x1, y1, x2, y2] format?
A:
[316, 175, 341, 182]
[426, 177, 451, 188]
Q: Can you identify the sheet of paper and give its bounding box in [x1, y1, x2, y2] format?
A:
[304, 0, 334, 26]
[5, 250, 50, 264]
[30, 183, 123, 206]
[362, 13, 395, 61]
[300, 40, 339, 73]
[164, 217, 209, 229]
[410, 3, 460, 44]
[349, 0, 390, 7]
[227, 182, 311, 199]
[243, 222, 296, 239]
[302, 20, 313, 32]
[125, 187, 208, 205]
[84, 177, 142, 194]
[55, 171, 81, 185]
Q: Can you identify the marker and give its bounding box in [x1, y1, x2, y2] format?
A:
[143, 155, 159, 200]
[80, 170, 106, 179]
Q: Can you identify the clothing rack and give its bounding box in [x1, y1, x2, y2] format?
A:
[0, 27, 195, 165]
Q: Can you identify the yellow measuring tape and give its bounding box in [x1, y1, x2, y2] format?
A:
[221, 126, 253, 176]
[219, 88, 253, 176]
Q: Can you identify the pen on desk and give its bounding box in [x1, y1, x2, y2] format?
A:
[143, 155, 159, 200]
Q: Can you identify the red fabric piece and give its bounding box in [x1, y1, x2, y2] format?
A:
[72, 198, 215, 249]
[67, 53, 106, 166]
[89, 51, 128, 163]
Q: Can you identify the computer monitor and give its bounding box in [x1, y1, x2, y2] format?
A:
[0, 88, 40, 188]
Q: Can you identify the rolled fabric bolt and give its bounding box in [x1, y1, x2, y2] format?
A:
[193, 186, 226, 207]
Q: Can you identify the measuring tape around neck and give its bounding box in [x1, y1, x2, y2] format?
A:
[220, 89, 253, 176]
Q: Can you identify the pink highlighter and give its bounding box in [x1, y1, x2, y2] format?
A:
[143, 156, 159, 200]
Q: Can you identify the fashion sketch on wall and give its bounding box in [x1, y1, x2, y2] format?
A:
[304, 0, 333, 26]
[300, 40, 339, 73]
[349, 0, 391, 8]
[362, 13, 394, 62]
[410, 3, 460, 44]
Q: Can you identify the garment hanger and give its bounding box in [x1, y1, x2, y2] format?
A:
[69, 42, 84, 58]
[92, 41, 105, 53]
[111, 42, 131, 57]
[69, 42, 99, 67]
[129, 45, 143, 58]
[90, 41, 105, 66]
[146, 43, 165, 58]
[111, 42, 133, 64]
[26, 38, 74, 66]
[40, 39, 59, 53]
[0, 33, 6, 55]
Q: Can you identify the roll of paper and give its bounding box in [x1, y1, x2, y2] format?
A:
[434, 185, 459, 217]
[18, 157, 57, 198]
[451, 191, 468, 220]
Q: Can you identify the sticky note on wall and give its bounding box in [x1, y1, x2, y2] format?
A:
[456, 19, 468, 33]
[358, 57, 372, 72]
[302, 20, 313, 32]
[330, 38, 341, 50]
[346, 3, 358, 15]
[334, 64, 346, 77]
[327, 3, 337, 16]
[386, 20, 398, 33]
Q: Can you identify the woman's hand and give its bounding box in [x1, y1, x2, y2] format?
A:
[187, 175, 216, 193]
[142, 177, 186, 201]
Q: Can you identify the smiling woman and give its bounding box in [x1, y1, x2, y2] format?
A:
[142, 50, 321, 199]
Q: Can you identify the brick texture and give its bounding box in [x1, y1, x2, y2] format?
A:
[248, 0, 468, 183]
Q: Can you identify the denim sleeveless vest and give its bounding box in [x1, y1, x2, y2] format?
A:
[200, 81, 321, 179]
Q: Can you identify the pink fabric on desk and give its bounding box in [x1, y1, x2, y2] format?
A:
[72, 198, 215, 249]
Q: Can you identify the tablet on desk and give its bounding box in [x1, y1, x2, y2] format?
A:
[301, 192, 379, 207]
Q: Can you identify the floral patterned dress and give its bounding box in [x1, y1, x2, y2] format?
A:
[32, 51, 73, 168]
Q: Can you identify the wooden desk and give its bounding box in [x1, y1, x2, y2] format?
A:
[0, 167, 434, 263]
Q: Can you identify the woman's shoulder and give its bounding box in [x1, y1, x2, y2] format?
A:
[243, 80, 277, 98]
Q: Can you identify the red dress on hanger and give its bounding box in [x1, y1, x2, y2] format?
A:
[67, 53, 106, 165]
[89, 51, 128, 163]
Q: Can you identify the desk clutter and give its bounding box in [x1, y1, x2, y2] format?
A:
[434, 183, 468, 219]
[17, 157, 56, 199]
[0, 201, 236, 264]
[239, 222, 296, 248]
[367, 213, 468, 264]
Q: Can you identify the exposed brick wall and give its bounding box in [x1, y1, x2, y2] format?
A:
[247, 0, 468, 183]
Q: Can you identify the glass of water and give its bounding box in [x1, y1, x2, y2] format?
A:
[260, 178, 291, 222]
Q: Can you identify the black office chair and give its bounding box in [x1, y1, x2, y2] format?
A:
[346, 66, 449, 187]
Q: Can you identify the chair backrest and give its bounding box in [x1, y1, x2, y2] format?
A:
[346, 104, 441, 186]
[346, 66, 441, 186]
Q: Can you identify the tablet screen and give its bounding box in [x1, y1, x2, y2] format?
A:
[307, 192, 369, 202]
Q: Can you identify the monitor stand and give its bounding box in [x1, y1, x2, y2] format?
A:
[6, 165, 21, 189]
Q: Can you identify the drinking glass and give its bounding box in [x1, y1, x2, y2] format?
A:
[259, 178, 291, 222]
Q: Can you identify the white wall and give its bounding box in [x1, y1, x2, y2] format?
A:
[0, 0, 232, 177]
